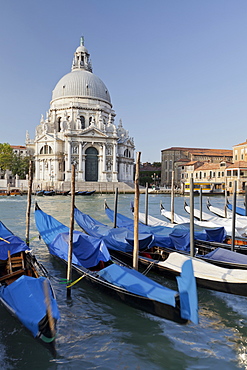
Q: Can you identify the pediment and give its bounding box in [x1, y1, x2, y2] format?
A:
[36, 133, 63, 143]
[76, 127, 108, 138]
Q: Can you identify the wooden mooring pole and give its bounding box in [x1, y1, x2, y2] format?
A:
[245, 185, 247, 217]
[145, 183, 148, 225]
[199, 186, 202, 221]
[113, 187, 118, 228]
[231, 181, 237, 252]
[67, 164, 75, 299]
[171, 171, 174, 224]
[133, 152, 141, 270]
[190, 177, 195, 257]
[25, 160, 33, 245]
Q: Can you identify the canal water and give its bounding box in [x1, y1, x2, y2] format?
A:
[1, 193, 247, 369]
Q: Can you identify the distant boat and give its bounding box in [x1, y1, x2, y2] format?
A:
[184, 181, 225, 195]
[0, 190, 9, 196]
[75, 190, 96, 196]
[0, 189, 21, 196]
[43, 190, 56, 196]
[9, 189, 22, 196]
[35, 190, 45, 196]
[68, 190, 96, 196]
[55, 190, 70, 196]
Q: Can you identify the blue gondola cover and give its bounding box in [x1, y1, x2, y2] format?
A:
[0, 276, 60, 337]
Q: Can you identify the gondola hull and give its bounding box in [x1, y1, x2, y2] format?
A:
[54, 255, 187, 324]
[109, 249, 247, 297]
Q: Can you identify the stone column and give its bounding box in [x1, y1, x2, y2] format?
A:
[36, 159, 40, 181]
[112, 143, 118, 182]
[78, 141, 83, 180]
[67, 140, 71, 171]
[102, 143, 106, 172]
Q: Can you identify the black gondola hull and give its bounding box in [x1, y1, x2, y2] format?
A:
[53, 255, 187, 324]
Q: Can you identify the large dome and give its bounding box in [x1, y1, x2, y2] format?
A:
[52, 69, 111, 104]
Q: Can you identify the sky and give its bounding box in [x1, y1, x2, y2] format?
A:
[0, 0, 247, 163]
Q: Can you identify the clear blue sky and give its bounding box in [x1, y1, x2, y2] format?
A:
[0, 0, 247, 163]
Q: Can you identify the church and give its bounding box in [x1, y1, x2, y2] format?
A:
[26, 38, 135, 190]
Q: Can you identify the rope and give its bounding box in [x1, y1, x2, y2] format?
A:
[0, 237, 10, 244]
[142, 260, 157, 275]
[66, 274, 86, 288]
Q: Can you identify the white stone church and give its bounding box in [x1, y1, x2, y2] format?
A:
[26, 38, 135, 190]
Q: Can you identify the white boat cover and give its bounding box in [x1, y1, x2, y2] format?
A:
[160, 207, 191, 224]
[158, 252, 247, 283]
[161, 205, 247, 238]
[138, 212, 175, 227]
[207, 204, 232, 218]
[184, 204, 218, 221]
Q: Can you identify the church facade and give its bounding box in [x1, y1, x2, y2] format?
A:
[26, 38, 135, 190]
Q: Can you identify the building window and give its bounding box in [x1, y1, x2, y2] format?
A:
[80, 116, 85, 129]
[58, 117, 61, 132]
[40, 145, 53, 155]
[218, 172, 221, 177]
[124, 149, 131, 158]
[233, 170, 238, 176]
[227, 170, 231, 176]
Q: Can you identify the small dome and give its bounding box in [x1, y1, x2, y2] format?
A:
[52, 69, 111, 104]
[76, 45, 89, 54]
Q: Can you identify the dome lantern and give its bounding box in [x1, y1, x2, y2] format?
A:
[72, 36, 92, 72]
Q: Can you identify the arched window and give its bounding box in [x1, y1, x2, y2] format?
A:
[89, 116, 93, 125]
[40, 145, 53, 155]
[80, 116, 85, 129]
[124, 149, 131, 158]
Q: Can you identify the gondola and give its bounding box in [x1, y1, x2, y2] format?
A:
[227, 201, 247, 216]
[0, 221, 59, 355]
[35, 190, 45, 196]
[74, 206, 247, 296]
[206, 199, 231, 218]
[162, 202, 247, 241]
[76, 205, 247, 268]
[75, 190, 96, 196]
[34, 203, 198, 325]
[43, 190, 56, 196]
[55, 190, 70, 196]
[184, 201, 216, 221]
[137, 204, 247, 253]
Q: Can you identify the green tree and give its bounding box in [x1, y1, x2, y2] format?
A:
[11, 154, 31, 179]
[0, 143, 14, 171]
[0, 143, 31, 179]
